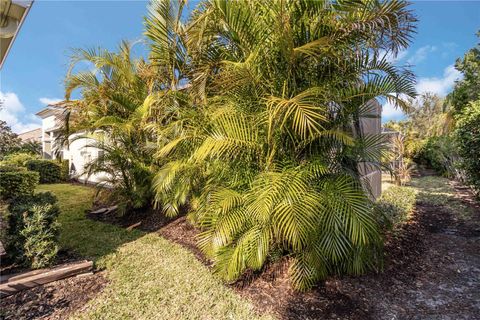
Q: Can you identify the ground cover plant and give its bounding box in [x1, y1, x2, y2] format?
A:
[375, 185, 416, 226]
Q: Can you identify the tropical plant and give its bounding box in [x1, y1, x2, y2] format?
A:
[146, 0, 417, 289]
[415, 135, 460, 178]
[63, 41, 159, 211]
[387, 135, 412, 186]
[17, 141, 42, 156]
[455, 100, 480, 194]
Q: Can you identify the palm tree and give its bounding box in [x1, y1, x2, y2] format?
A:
[147, 0, 417, 289]
[63, 41, 159, 212]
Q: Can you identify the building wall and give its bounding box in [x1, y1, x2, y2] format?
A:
[41, 115, 56, 159]
[38, 112, 108, 184]
[358, 99, 382, 199]
[18, 128, 41, 143]
[64, 132, 110, 184]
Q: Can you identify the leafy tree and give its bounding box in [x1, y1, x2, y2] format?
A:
[17, 141, 42, 156]
[146, 0, 417, 289]
[0, 120, 22, 159]
[455, 100, 480, 194]
[383, 93, 454, 161]
[447, 31, 480, 114]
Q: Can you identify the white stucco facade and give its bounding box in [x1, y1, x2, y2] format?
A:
[36, 105, 109, 184]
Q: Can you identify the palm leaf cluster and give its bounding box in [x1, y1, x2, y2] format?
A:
[66, 0, 417, 290]
[63, 41, 161, 212]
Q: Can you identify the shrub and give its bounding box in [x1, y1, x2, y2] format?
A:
[26, 159, 61, 183]
[0, 170, 39, 200]
[0, 152, 39, 167]
[60, 160, 70, 181]
[375, 186, 416, 226]
[0, 165, 26, 172]
[455, 100, 480, 194]
[5, 192, 60, 268]
[414, 135, 460, 178]
[20, 205, 60, 268]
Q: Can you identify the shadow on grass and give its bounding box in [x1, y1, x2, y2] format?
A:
[36, 183, 144, 269]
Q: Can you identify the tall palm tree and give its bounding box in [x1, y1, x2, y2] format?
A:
[147, 0, 417, 289]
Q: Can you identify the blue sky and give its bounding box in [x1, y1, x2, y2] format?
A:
[1, 0, 479, 132]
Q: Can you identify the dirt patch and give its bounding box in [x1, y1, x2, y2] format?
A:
[0, 271, 108, 320]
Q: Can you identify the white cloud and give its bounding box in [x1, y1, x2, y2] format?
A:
[382, 101, 405, 121]
[0, 91, 41, 133]
[39, 97, 62, 105]
[381, 93, 410, 122]
[416, 64, 462, 96]
[407, 45, 437, 65]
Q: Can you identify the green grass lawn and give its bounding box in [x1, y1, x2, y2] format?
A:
[37, 184, 272, 320]
[409, 176, 477, 219]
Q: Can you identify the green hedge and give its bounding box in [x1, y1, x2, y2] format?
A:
[0, 165, 26, 172]
[5, 192, 60, 268]
[26, 159, 61, 183]
[0, 170, 39, 200]
[375, 186, 416, 226]
[414, 135, 459, 178]
[60, 160, 70, 181]
[455, 100, 480, 194]
[0, 152, 39, 167]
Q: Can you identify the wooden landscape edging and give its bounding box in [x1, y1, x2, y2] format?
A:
[0, 260, 93, 297]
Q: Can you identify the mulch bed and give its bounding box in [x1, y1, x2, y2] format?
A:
[144, 178, 480, 320]
[0, 271, 108, 320]
[3, 174, 478, 320]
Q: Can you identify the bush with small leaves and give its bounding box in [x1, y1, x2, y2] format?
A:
[0, 170, 39, 200]
[5, 192, 60, 267]
[59, 160, 70, 181]
[455, 100, 480, 195]
[0, 152, 39, 167]
[375, 186, 416, 227]
[26, 159, 61, 183]
[0, 165, 26, 172]
[20, 204, 60, 268]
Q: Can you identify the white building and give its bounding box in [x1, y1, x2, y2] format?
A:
[35, 103, 107, 184]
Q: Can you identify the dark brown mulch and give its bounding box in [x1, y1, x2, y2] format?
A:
[10, 173, 472, 320]
[158, 216, 211, 266]
[150, 176, 480, 320]
[0, 271, 108, 320]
